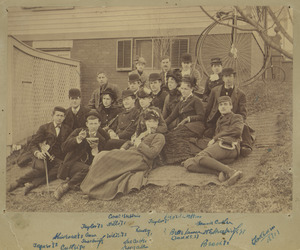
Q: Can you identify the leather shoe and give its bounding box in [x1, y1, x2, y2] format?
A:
[53, 183, 70, 200]
[240, 146, 252, 157]
[226, 171, 243, 186]
[24, 183, 35, 195]
[218, 172, 228, 182]
[8, 181, 21, 192]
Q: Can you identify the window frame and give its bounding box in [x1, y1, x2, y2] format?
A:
[170, 37, 190, 68]
[116, 39, 133, 71]
[134, 38, 154, 69]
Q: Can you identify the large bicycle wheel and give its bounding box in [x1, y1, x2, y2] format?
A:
[263, 66, 286, 84]
[196, 15, 268, 86]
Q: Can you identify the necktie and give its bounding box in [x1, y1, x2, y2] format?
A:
[55, 125, 61, 136]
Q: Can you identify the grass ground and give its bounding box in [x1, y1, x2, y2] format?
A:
[6, 79, 293, 213]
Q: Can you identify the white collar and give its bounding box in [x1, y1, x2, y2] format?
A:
[72, 105, 80, 113]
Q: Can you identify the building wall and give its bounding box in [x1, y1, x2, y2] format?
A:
[70, 35, 204, 105]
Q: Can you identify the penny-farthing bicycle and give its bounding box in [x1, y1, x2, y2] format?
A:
[196, 7, 272, 87]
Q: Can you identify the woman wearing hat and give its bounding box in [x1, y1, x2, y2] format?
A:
[135, 87, 167, 135]
[180, 53, 203, 97]
[96, 88, 122, 130]
[80, 109, 165, 200]
[163, 76, 205, 164]
[162, 69, 182, 129]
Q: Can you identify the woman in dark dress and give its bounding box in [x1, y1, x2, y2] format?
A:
[96, 88, 122, 130]
[162, 69, 182, 129]
[80, 109, 166, 200]
[163, 76, 205, 164]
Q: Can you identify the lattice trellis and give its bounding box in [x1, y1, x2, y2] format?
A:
[8, 36, 80, 148]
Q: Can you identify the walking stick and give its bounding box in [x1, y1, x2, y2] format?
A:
[43, 158, 50, 194]
[39, 141, 53, 195]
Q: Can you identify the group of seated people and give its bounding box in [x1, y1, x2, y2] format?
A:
[8, 54, 254, 201]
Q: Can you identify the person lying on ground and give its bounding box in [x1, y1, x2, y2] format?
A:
[182, 96, 243, 185]
[80, 109, 165, 200]
[204, 68, 255, 157]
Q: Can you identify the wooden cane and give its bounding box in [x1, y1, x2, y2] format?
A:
[43, 158, 50, 194]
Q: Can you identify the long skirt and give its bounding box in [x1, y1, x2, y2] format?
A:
[163, 126, 200, 164]
[80, 149, 149, 200]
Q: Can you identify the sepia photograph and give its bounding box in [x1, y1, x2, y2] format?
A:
[4, 5, 293, 214]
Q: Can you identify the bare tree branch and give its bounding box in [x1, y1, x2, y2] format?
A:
[235, 6, 292, 59]
[266, 7, 293, 44]
[199, 6, 256, 32]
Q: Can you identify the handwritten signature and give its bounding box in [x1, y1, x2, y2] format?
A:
[251, 225, 279, 245]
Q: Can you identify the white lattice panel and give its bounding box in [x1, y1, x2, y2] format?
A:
[8, 36, 80, 147]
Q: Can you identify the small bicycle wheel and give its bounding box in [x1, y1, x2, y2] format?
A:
[262, 66, 286, 84]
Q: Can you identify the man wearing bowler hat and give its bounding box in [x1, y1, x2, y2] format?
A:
[54, 110, 108, 200]
[129, 57, 149, 88]
[149, 72, 168, 111]
[64, 88, 91, 131]
[105, 89, 140, 150]
[205, 68, 255, 156]
[128, 73, 142, 94]
[202, 58, 224, 102]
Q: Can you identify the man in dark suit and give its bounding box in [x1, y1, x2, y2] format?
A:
[53, 110, 108, 200]
[149, 73, 168, 111]
[183, 96, 243, 185]
[159, 55, 172, 91]
[205, 68, 254, 156]
[8, 106, 72, 195]
[64, 88, 91, 131]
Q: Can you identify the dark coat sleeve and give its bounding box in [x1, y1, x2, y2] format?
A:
[165, 102, 180, 125]
[137, 133, 165, 159]
[118, 110, 139, 140]
[213, 114, 244, 141]
[202, 77, 210, 102]
[62, 128, 82, 153]
[162, 94, 170, 119]
[236, 92, 247, 121]
[189, 98, 204, 122]
[29, 124, 48, 154]
[205, 88, 217, 122]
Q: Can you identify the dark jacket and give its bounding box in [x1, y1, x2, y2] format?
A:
[58, 128, 108, 179]
[205, 85, 247, 125]
[63, 105, 91, 130]
[151, 89, 168, 111]
[29, 122, 72, 160]
[213, 112, 244, 153]
[160, 69, 172, 90]
[202, 73, 224, 102]
[88, 82, 121, 110]
[162, 89, 181, 119]
[165, 94, 205, 136]
[96, 104, 122, 129]
[110, 106, 140, 140]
